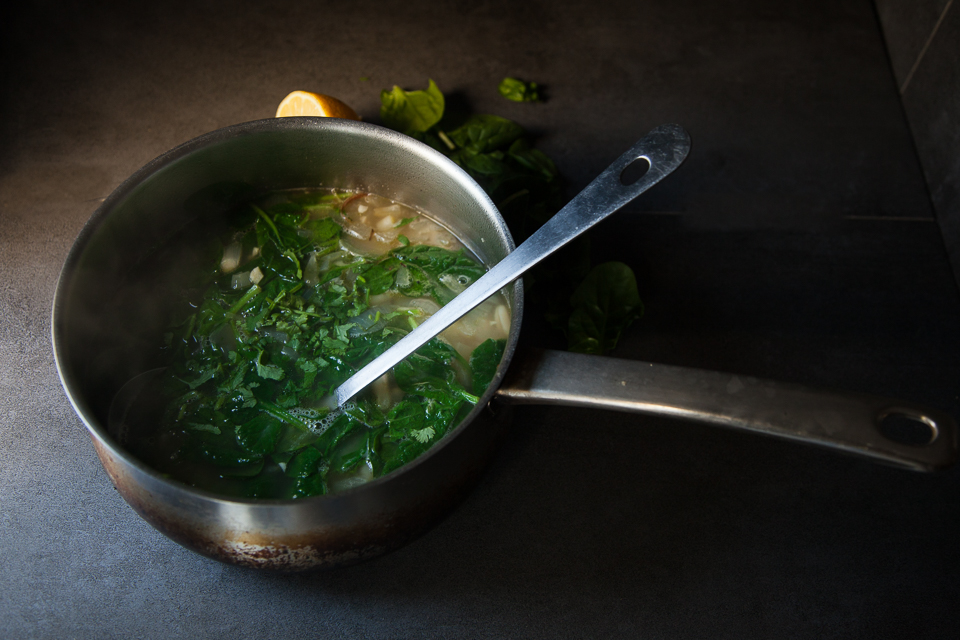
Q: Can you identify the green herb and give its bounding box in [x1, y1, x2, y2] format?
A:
[448, 115, 524, 153]
[470, 338, 507, 395]
[378, 83, 562, 239]
[380, 79, 445, 135]
[379, 80, 643, 356]
[134, 190, 508, 500]
[498, 77, 541, 103]
[565, 262, 643, 355]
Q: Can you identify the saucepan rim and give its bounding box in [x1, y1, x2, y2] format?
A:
[51, 116, 524, 507]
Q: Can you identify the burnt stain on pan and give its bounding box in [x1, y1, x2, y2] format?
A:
[55, 119, 521, 571]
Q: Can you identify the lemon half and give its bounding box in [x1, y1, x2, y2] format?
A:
[276, 91, 361, 120]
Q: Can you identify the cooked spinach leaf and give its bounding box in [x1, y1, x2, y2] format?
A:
[470, 338, 506, 395]
[137, 189, 509, 499]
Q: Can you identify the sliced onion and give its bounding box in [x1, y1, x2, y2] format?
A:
[220, 241, 242, 273]
[303, 252, 319, 285]
[409, 298, 441, 315]
[373, 229, 400, 243]
[230, 270, 252, 290]
[342, 218, 372, 240]
[375, 215, 397, 231]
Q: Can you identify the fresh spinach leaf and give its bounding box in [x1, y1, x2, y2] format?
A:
[454, 148, 508, 176]
[380, 79, 445, 135]
[566, 262, 643, 355]
[376, 79, 644, 359]
[498, 77, 541, 102]
[506, 138, 558, 182]
[448, 115, 524, 153]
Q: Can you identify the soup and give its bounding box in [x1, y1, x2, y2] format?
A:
[116, 189, 510, 499]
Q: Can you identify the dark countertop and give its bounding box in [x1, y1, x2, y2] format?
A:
[2, 0, 959, 637]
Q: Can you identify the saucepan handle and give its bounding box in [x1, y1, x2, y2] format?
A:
[495, 348, 958, 471]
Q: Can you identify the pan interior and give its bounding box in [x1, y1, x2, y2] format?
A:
[53, 118, 522, 489]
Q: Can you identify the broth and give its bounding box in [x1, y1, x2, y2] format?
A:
[116, 189, 510, 499]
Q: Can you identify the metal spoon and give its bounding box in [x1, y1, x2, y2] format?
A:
[335, 124, 692, 406]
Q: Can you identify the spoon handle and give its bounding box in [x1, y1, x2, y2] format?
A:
[335, 124, 692, 406]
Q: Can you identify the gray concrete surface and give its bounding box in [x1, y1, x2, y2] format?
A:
[2, 0, 959, 638]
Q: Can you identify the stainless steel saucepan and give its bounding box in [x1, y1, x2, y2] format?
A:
[52, 118, 958, 571]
